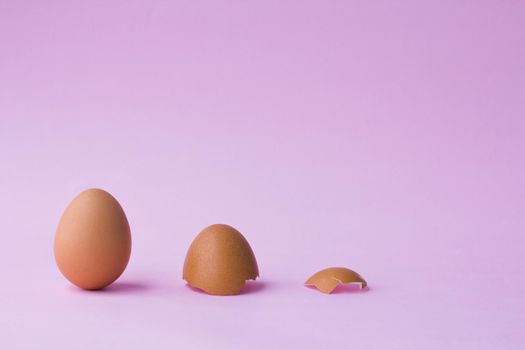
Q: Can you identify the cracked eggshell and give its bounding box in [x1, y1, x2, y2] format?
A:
[305, 267, 367, 294]
[54, 189, 132, 290]
[183, 224, 259, 295]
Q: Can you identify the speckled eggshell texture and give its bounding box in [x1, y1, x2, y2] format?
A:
[305, 267, 367, 294]
[183, 224, 259, 295]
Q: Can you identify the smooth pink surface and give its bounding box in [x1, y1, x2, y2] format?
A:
[1, 1, 524, 349]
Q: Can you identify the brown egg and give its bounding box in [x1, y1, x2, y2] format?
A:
[183, 224, 259, 295]
[54, 189, 132, 290]
[305, 267, 367, 294]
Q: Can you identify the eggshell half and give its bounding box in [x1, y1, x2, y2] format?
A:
[305, 267, 367, 294]
[183, 224, 259, 295]
[54, 189, 132, 290]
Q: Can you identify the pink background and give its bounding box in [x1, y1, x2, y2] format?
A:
[1, 1, 524, 349]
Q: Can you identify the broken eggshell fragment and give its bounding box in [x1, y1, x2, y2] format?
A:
[183, 224, 259, 296]
[305, 267, 367, 294]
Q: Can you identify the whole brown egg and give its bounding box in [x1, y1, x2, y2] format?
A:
[54, 189, 132, 290]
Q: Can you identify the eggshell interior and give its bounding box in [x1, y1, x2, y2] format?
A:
[305, 267, 367, 294]
[54, 189, 132, 290]
[183, 224, 259, 295]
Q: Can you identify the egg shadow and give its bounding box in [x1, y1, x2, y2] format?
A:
[68, 281, 150, 295]
[331, 284, 369, 294]
[184, 284, 208, 295]
[304, 283, 369, 295]
[102, 281, 150, 294]
[184, 280, 266, 296]
[239, 280, 266, 295]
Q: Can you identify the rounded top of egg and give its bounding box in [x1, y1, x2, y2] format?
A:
[183, 224, 259, 295]
[54, 188, 132, 290]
